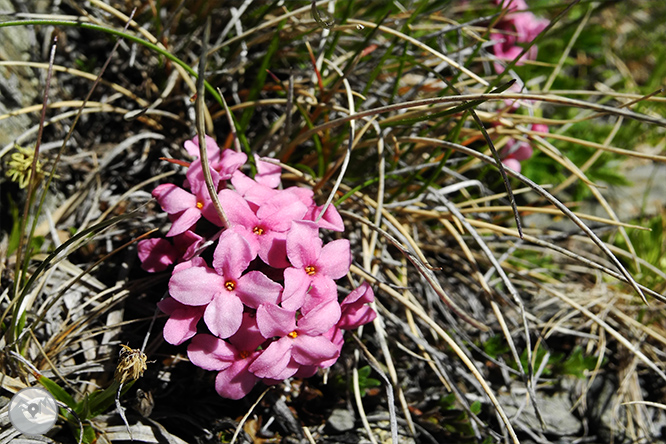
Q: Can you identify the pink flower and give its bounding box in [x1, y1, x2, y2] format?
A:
[138, 230, 203, 272]
[281, 221, 351, 311]
[218, 188, 309, 268]
[500, 123, 548, 172]
[187, 313, 265, 399]
[168, 232, 282, 338]
[153, 183, 223, 237]
[337, 283, 377, 330]
[491, 1, 549, 73]
[501, 140, 532, 173]
[249, 300, 341, 379]
[183, 136, 247, 192]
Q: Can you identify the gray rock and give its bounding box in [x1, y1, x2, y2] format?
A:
[0, 0, 41, 147]
[327, 408, 356, 433]
[498, 381, 581, 437]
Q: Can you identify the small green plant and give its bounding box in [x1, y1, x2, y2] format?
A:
[38, 373, 136, 443]
[356, 365, 381, 396]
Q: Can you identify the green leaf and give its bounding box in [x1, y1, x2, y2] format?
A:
[87, 379, 133, 418]
[470, 400, 482, 415]
[482, 335, 511, 359]
[558, 346, 598, 379]
[439, 393, 457, 410]
[38, 374, 77, 410]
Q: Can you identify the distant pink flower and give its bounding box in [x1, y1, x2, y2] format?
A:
[501, 140, 532, 173]
[138, 230, 203, 272]
[281, 221, 351, 311]
[187, 313, 265, 399]
[501, 123, 548, 172]
[250, 300, 341, 379]
[494, 0, 528, 11]
[491, 1, 549, 72]
[168, 232, 282, 338]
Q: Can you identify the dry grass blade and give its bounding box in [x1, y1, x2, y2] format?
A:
[402, 136, 648, 303]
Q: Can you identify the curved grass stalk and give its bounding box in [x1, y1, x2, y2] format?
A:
[0, 61, 149, 107]
[0, 19, 223, 107]
[350, 264, 520, 444]
[288, 92, 666, 150]
[400, 136, 648, 304]
[464, 218, 666, 304]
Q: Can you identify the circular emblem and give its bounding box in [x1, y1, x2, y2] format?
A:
[8, 387, 58, 436]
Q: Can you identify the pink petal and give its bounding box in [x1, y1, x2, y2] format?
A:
[248, 337, 293, 379]
[316, 239, 351, 280]
[291, 335, 339, 366]
[341, 282, 374, 306]
[286, 221, 321, 268]
[310, 204, 345, 232]
[217, 189, 258, 227]
[217, 149, 248, 180]
[215, 359, 258, 399]
[186, 159, 222, 196]
[162, 304, 204, 345]
[138, 238, 177, 272]
[173, 230, 204, 261]
[230, 313, 266, 352]
[297, 299, 341, 336]
[166, 207, 202, 237]
[281, 267, 311, 311]
[256, 304, 296, 338]
[212, 231, 253, 279]
[169, 265, 223, 306]
[204, 293, 244, 338]
[262, 358, 301, 381]
[301, 278, 337, 314]
[231, 171, 277, 208]
[173, 257, 206, 273]
[257, 231, 289, 269]
[153, 184, 197, 214]
[187, 334, 235, 371]
[338, 304, 377, 330]
[184, 135, 221, 161]
[254, 155, 282, 188]
[237, 271, 282, 308]
[293, 365, 319, 379]
[285, 186, 315, 205]
[257, 192, 308, 232]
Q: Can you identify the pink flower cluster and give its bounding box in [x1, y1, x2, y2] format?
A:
[490, 2, 550, 172]
[491, 0, 549, 73]
[138, 136, 376, 399]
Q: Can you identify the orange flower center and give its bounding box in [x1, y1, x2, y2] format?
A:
[288, 331, 298, 339]
[253, 226, 264, 235]
[239, 350, 251, 359]
[305, 265, 316, 276]
[196, 201, 204, 209]
[224, 280, 236, 291]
